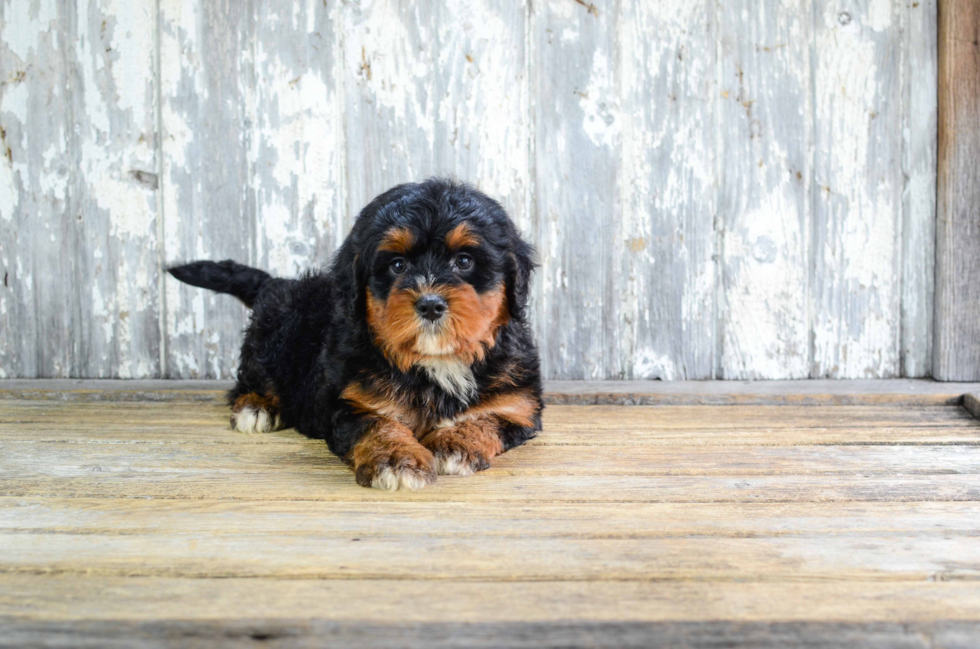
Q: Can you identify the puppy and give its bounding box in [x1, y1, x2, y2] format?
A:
[168, 179, 543, 490]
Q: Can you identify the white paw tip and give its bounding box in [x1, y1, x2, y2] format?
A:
[231, 406, 279, 434]
[434, 452, 475, 476]
[370, 466, 432, 491]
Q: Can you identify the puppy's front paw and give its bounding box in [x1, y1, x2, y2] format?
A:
[422, 421, 504, 476]
[362, 461, 436, 491]
[231, 405, 280, 434]
[230, 392, 283, 434]
[351, 424, 437, 491]
[355, 450, 436, 491]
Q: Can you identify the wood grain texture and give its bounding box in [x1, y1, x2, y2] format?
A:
[0, 1, 940, 381]
[341, 0, 529, 237]
[3, 402, 980, 505]
[6, 440, 980, 477]
[902, 0, 938, 378]
[7, 499, 980, 537]
[5, 529, 980, 581]
[811, 0, 904, 378]
[529, 0, 718, 380]
[618, 0, 718, 380]
[934, 0, 980, 381]
[0, 0, 71, 378]
[2, 395, 980, 643]
[70, 0, 162, 379]
[718, 0, 810, 380]
[250, 0, 346, 276]
[529, 0, 622, 379]
[158, 0, 253, 379]
[4, 576, 980, 624]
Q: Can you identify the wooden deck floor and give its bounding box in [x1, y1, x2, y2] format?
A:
[2, 385, 980, 647]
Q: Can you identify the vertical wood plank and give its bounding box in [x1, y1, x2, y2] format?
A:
[250, 0, 345, 276]
[811, 0, 904, 378]
[530, 0, 622, 379]
[901, 0, 937, 378]
[934, 0, 980, 381]
[618, 0, 718, 380]
[159, 0, 253, 379]
[531, 0, 717, 380]
[341, 0, 529, 235]
[68, 0, 161, 378]
[717, 0, 811, 379]
[0, 0, 72, 377]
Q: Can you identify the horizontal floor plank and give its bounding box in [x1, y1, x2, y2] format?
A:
[543, 405, 980, 428]
[2, 530, 979, 581]
[2, 404, 978, 449]
[7, 426, 980, 448]
[3, 472, 979, 503]
[3, 443, 980, 477]
[4, 500, 980, 538]
[3, 576, 980, 623]
[6, 426, 978, 447]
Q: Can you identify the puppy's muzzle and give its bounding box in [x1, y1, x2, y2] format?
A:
[415, 294, 448, 323]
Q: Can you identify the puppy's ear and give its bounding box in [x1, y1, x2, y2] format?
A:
[332, 239, 368, 321]
[504, 234, 536, 321]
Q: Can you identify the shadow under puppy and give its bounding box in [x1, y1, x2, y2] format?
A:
[168, 179, 543, 490]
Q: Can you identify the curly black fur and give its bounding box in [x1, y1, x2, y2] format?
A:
[168, 179, 543, 484]
[167, 260, 271, 308]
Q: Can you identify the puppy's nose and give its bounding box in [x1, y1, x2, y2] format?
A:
[415, 294, 448, 322]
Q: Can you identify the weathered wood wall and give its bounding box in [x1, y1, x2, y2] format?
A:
[0, 0, 939, 380]
[934, 0, 980, 381]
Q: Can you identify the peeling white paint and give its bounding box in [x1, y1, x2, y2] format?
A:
[811, 1, 902, 378]
[578, 50, 619, 149]
[1, 0, 58, 61]
[0, 0, 938, 379]
[867, 0, 894, 31]
[0, 156, 17, 222]
[1, 76, 30, 124]
[252, 45, 338, 276]
[633, 349, 678, 381]
[718, 0, 811, 380]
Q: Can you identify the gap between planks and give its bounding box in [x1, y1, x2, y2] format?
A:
[2, 379, 980, 407]
[2, 619, 978, 649]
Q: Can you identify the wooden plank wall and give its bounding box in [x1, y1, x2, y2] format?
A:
[0, 0, 940, 380]
[934, 0, 980, 381]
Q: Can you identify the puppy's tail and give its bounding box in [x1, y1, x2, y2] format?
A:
[167, 260, 271, 308]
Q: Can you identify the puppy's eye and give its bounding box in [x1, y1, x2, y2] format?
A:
[454, 253, 474, 271]
[389, 258, 407, 275]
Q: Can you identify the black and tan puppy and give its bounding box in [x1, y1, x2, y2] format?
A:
[169, 179, 543, 490]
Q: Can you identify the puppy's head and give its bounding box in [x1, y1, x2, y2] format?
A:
[334, 179, 534, 371]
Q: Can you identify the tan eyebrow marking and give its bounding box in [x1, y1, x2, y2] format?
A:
[378, 227, 415, 254]
[445, 222, 481, 250]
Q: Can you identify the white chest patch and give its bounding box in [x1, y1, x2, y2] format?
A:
[417, 356, 476, 400]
